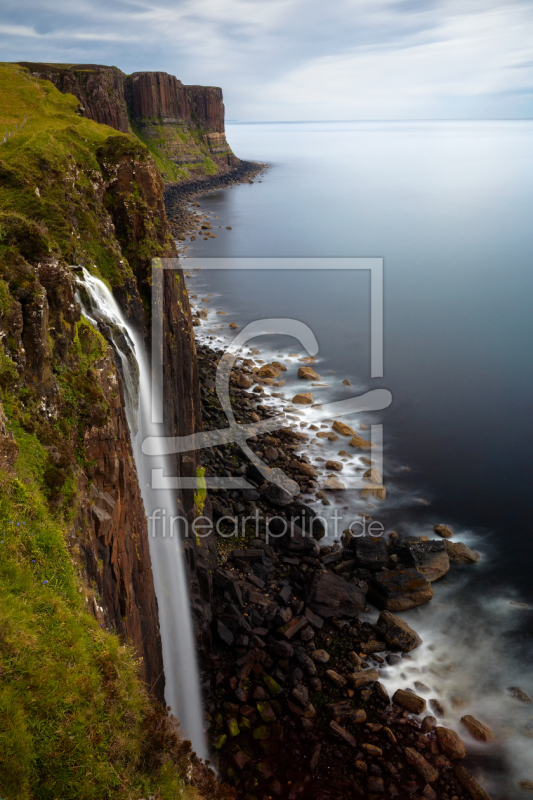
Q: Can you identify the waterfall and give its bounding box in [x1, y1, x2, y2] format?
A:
[75, 267, 207, 758]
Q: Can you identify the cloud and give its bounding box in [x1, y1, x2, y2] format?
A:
[0, 0, 532, 118]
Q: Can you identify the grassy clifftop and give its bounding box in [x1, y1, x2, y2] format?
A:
[0, 64, 226, 800]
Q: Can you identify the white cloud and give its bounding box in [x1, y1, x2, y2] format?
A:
[0, 0, 532, 118]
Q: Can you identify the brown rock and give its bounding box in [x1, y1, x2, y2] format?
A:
[361, 484, 386, 500]
[307, 571, 365, 618]
[445, 541, 481, 563]
[436, 726, 466, 759]
[229, 322, 238, 329]
[433, 524, 454, 538]
[330, 720, 357, 748]
[332, 420, 356, 436]
[392, 689, 426, 714]
[368, 568, 434, 611]
[299, 462, 318, 478]
[363, 466, 382, 484]
[349, 433, 375, 449]
[454, 764, 493, 800]
[326, 670, 347, 688]
[298, 366, 321, 380]
[292, 392, 314, 405]
[324, 476, 346, 491]
[376, 610, 423, 652]
[461, 715, 494, 742]
[421, 715, 437, 733]
[348, 669, 379, 688]
[237, 372, 253, 389]
[325, 460, 343, 471]
[258, 363, 281, 378]
[405, 747, 438, 783]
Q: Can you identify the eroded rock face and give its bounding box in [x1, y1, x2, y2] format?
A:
[18, 62, 130, 132]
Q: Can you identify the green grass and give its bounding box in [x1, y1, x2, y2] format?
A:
[0, 434, 202, 800]
[0, 64, 209, 800]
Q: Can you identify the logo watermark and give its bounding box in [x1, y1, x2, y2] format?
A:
[143, 257, 391, 497]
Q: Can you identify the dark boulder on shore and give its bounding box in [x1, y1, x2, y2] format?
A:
[306, 571, 365, 618]
[376, 609, 423, 651]
[351, 535, 389, 571]
[368, 568, 434, 611]
[391, 539, 450, 582]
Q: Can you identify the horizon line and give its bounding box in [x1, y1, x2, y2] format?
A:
[227, 118, 533, 124]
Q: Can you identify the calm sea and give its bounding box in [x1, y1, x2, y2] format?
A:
[183, 120, 533, 795]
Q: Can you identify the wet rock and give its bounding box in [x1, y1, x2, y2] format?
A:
[436, 726, 466, 758]
[342, 378, 353, 386]
[311, 649, 330, 664]
[349, 669, 379, 688]
[376, 610, 423, 652]
[307, 571, 365, 618]
[461, 715, 494, 742]
[454, 764, 493, 800]
[323, 475, 346, 491]
[374, 681, 390, 703]
[433, 523, 454, 538]
[262, 483, 295, 506]
[298, 366, 321, 380]
[393, 689, 426, 714]
[330, 720, 358, 748]
[326, 669, 348, 688]
[332, 420, 356, 436]
[258, 364, 281, 378]
[299, 462, 318, 478]
[368, 568, 434, 611]
[360, 484, 386, 500]
[292, 392, 314, 405]
[404, 747, 438, 783]
[421, 715, 437, 733]
[349, 433, 375, 449]
[360, 639, 386, 654]
[393, 540, 450, 582]
[430, 698, 446, 717]
[237, 372, 253, 389]
[361, 743, 382, 757]
[363, 467, 382, 484]
[352, 537, 388, 572]
[325, 460, 343, 471]
[348, 651, 362, 669]
[508, 686, 532, 702]
[445, 540, 481, 564]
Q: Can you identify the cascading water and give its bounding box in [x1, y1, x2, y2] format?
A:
[75, 267, 207, 758]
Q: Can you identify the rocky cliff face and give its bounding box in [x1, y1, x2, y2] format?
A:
[20, 62, 238, 181]
[18, 62, 130, 133]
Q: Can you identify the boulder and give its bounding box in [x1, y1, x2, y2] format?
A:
[298, 366, 321, 380]
[325, 460, 343, 471]
[367, 568, 434, 611]
[326, 670, 347, 688]
[421, 716, 437, 733]
[299, 462, 318, 478]
[307, 571, 365, 618]
[324, 476, 346, 491]
[292, 392, 314, 405]
[363, 467, 382, 484]
[352, 537, 388, 572]
[237, 372, 253, 389]
[360, 484, 386, 500]
[436, 726, 466, 759]
[393, 540, 450, 582]
[460, 715, 494, 742]
[433, 523, 454, 538]
[376, 610, 422, 652]
[445, 540, 481, 564]
[330, 720, 357, 748]
[332, 420, 356, 436]
[348, 669, 379, 688]
[349, 433, 375, 449]
[454, 765, 493, 800]
[405, 748, 438, 783]
[258, 364, 280, 378]
[393, 689, 426, 714]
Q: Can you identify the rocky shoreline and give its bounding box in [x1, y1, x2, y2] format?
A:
[164, 159, 267, 240]
[189, 339, 494, 800]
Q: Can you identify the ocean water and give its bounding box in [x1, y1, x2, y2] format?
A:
[181, 120, 533, 796]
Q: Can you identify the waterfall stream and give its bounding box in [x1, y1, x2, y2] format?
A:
[75, 267, 207, 758]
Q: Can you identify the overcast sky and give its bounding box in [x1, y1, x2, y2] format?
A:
[1, 0, 533, 120]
